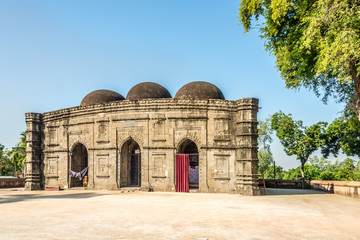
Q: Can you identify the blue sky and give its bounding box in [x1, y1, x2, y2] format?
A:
[0, 1, 348, 169]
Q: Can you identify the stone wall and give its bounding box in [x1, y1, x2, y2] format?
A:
[311, 180, 360, 198]
[0, 177, 26, 188]
[25, 98, 260, 195]
[258, 179, 311, 189]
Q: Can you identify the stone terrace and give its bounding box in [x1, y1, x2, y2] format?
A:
[0, 189, 359, 240]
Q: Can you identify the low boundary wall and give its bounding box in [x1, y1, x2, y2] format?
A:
[258, 179, 360, 198]
[258, 179, 310, 189]
[0, 177, 26, 188]
[310, 180, 360, 198]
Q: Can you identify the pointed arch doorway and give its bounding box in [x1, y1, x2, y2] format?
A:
[69, 143, 88, 188]
[176, 139, 199, 192]
[120, 139, 141, 187]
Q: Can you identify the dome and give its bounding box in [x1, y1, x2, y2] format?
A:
[175, 81, 225, 100]
[80, 90, 125, 106]
[126, 82, 172, 100]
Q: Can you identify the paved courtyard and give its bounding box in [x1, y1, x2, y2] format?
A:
[0, 188, 359, 240]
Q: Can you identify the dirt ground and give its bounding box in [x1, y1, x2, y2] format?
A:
[0, 188, 359, 240]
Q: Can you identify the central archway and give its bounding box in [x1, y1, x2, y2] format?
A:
[120, 139, 141, 187]
[177, 139, 199, 190]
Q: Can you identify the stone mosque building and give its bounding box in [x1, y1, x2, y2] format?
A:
[25, 81, 260, 195]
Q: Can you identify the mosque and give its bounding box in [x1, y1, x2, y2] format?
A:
[25, 81, 260, 195]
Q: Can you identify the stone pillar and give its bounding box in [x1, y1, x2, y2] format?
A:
[25, 113, 43, 190]
[235, 98, 260, 196]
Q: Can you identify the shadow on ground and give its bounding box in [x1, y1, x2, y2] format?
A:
[0, 192, 102, 204]
[261, 188, 330, 196]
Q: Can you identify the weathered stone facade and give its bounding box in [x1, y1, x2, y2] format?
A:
[25, 82, 260, 195]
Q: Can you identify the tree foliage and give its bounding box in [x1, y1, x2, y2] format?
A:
[0, 132, 26, 176]
[308, 156, 332, 171]
[322, 110, 360, 157]
[271, 111, 327, 187]
[258, 147, 273, 175]
[258, 117, 274, 149]
[264, 164, 284, 179]
[283, 164, 321, 180]
[0, 144, 8, 175]
[257, 118, 274, 175]
[239, 0, 360, 119]
[281, 157, 360, 181]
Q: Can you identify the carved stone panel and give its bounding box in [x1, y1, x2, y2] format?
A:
[47, 156, 58, 176]
[97, 154, 109, 177]
[98, 124, 107, 138]
[117, 127, 144, 148]
[236, 135, 252, 147]
[174, 129, 201, 150]
[96, 121, 109, 143]
[214, 119, 230, 137]
[215, 155, 229, 179]
[152, 153, 166, 177]
[49, 129, 57, 142]
[241, 149, 248, 159]
[48, 127, 58, 146]
[152, 119, 165, 141]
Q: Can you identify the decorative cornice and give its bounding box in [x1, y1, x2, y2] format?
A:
[96, 120, 110, 123]
[236, 120, 258, 124]
[63, 121, 95, 126]
[236, 158, 258, 161]
[235, 98, 259, 105]
[143, 146, 176, 150]
[41, 99, 249, 122]
[25, 112, 43, 122]
[236, 133, 257, 136]
[89, 147, 117, 151]
[112, 117, 150, 122]
[44, 150, 68, 153]
[201, 146, 238, 150]
[167, 116, 208, 120]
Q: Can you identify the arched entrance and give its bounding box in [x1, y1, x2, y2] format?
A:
[120, 139, 141, 187]
[177, 139, 199, 191]
[69, 143, 88, 188]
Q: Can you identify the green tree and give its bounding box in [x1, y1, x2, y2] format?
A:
[322, 111, 360, 157]
[239, 0, 360, 120]
[319, 171, 336, 180]
[271, 111, 326, 188]
[308, 156, 332, 172]
[0, 144, 7, 175]
[354, 161, 360, 180]
[334, 158, 357, 180]
[9, 132, 26, 176]
[257, 118, 274, 175]
[283, 165, 320, 181]
[258, 147, 273, 175]
[258, 117, 274, 149]
[1, 132, 27, 176]
[0, 132, 27, 176]
[264, 164, 284, 179]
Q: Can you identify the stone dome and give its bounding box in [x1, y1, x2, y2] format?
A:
[126, 82, 172, 100]
[81, 90, 125, 106]
[175, 81, 225, 100]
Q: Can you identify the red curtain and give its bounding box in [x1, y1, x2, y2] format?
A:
[175, 154, 189, 192]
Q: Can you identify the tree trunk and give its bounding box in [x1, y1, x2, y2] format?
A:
[301, 161, 305, 189]
[349, 60, 360, 120]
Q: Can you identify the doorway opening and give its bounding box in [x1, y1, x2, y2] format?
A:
[177, 139, 199, 191]
[120, 139, 141, 187]
[70, 143, 88, 188]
